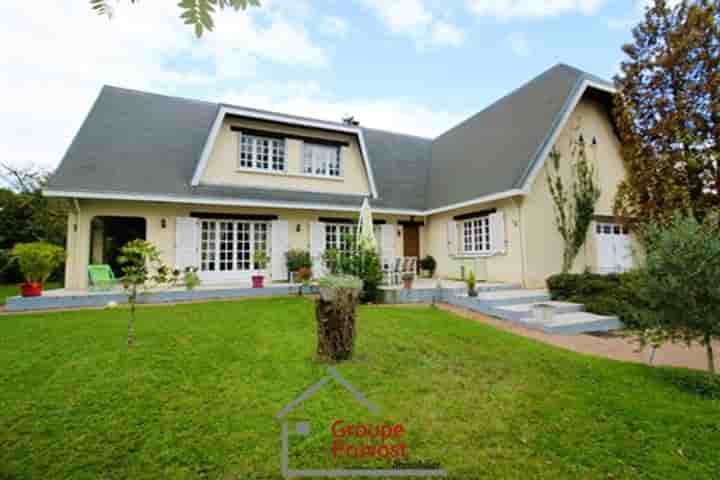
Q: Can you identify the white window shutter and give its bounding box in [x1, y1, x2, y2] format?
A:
[310, 222, 326, 278]
[271, 220, 289, 281]
[447, 221, 458, 256]
[339, 146, 346, 177]
[175, 217, 199, 270]
[490, 212, 506, 254]
[380, 224, 396, 267]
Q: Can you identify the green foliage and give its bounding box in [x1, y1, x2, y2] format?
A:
[182, 267, 201, 291]
[632, 214, 720, 373]
[420, 255, 437, 276]
[285, 249, 311, 272]
[322, 235, 383, 303]
[252, 250, 270, 270]
[90, 0, 261, 37]
[9, 242, 65, 284]
[117, 239, 175, 346]
[546, 271, 647, 327]
[466, 270, 476, 294]
[614, 0, 720, 228]
[317, 275, 363, 290]
[0, 176, 69, 283]
[401, 272, 415, 281]
[546, 135, 601, 273]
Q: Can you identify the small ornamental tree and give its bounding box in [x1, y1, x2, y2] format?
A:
[634, 214, 720, 374]
[547, 134, 601, 273]
[117, 240, 178, 346]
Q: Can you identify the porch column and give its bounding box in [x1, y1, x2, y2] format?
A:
[64, 209, 91, 290]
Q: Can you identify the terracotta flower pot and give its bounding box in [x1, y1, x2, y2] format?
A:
[20, 282, 43, 297]
[403, 279, 413, 289]
[251, 275, 265, 289]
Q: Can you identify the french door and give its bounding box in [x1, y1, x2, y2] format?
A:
[199, 219, 269, 281]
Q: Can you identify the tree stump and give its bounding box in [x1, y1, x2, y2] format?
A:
[316, 286, 361, 362]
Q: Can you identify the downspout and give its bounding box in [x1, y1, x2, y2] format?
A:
[514, 197, 528, 288]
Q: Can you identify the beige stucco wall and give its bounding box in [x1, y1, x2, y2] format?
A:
[520, 95, 629, 287]
[199, 117, 371, 196]
[64, 199, 414, 289]
[424, 198, 524, 284]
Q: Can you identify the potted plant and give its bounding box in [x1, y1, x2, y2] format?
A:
[466, 271, 477, 297]
[286, 249, 312, 283]
[10, 242, 64, 297]
[183, 266, 201, 291]
[296, 266, 313, 295]
[402, 272, 414, 289]
[252, 250, 270, 288]
[420, 255, 437, 278]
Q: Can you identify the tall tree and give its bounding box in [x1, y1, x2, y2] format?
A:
[613, 0, 720, 228]
[90, 0, 261, 37]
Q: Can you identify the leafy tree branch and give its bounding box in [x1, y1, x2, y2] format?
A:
[90, 0, 261, 37]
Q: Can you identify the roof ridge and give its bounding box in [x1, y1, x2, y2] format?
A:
[102, 84, 218, 108]
[361, 126, 433, 141]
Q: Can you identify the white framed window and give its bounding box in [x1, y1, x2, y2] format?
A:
[200, 219, 270, 273]
[238, 133, 286, 172]
[303, 143, 342, 177]
[325, 223, 353, 252]
[463, 216, 491, 254]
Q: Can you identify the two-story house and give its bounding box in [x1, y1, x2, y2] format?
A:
[45, 63, 633, 290]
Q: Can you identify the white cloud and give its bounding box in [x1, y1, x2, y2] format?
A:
[220, 81, 470, 138]
[506, 32, 531, 57]
[430, 21, 466, 47]
[319, 16, 350, 38]
[467, 0, 607, 19]
[0, 1, 329, 170]
[361, 0, 433, 34]
[361, 0, 465, 48]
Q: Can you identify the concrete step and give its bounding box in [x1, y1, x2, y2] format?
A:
[475, 282, 522, 292]
[490, 301, 584, 322]
[471, 289, 551, 306]
[538, 312, 623, 335]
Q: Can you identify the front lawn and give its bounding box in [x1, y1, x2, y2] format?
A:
[1, 298, 718, 479]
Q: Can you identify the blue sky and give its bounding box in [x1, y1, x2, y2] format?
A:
[0, 0, 658, 171]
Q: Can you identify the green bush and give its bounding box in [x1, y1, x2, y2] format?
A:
[9, 242, 65, 284]
[322, 243, 383, 303]
[285, 249, 311, 272]
[420, 255, 437, 276]
[546, 271, 647, 327]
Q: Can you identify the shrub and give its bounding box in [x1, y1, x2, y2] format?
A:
[286, 249, 311, 272]
[318, 275, 363, 290]
[321, 243, 383, 303]
[9, 242, 65, 284]
[420, 255, 437, 277]
[546, 271, 647, 328]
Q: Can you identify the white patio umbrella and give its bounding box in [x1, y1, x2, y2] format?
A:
[356, 197, 377, 251]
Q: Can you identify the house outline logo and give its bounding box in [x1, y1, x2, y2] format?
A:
[276, 366, 447, 478]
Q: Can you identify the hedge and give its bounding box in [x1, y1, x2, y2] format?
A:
[546, 271, 647, 327]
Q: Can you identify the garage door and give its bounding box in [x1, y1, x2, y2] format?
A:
[596, 222, 633, 274]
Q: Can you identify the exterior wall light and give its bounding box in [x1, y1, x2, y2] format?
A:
[296, 224, 301, 233]
[161, 218, 167, 229]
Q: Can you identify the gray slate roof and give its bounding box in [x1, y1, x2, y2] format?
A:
[47, 63, 612, 212]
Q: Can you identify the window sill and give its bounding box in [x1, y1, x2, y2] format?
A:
[453, 253, 497, 259]
[286, 172, 344, 182]
[235, 168, 288, 176]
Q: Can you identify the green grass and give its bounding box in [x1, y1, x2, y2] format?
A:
[1, 298, 718, 479]
[0, 281, 61, 306]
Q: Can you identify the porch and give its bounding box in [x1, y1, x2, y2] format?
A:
[5, 282, 314, 313]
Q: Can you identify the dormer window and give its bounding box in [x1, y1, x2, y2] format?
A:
[303, 143, 342, 178]
[238, 133, 286, 172]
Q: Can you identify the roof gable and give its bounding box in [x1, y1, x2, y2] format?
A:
[426, 64, 589, 210]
